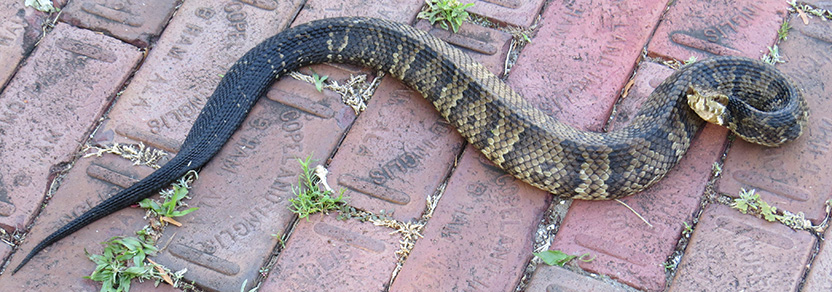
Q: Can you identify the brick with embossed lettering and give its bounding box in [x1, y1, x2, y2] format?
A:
[649, 0, 787, 60]
[390, 145, 550, 291]
[669, 204, 815, 291]
[0, 0, 55, 87]
[0, 22, 142, 232]
[414, 20, 512, 74]
[548, 60, 728, 291]
[262, 213, 400, 291]
[59, 0, 179, 47]
[292, 0, 424, 25]
[467, 0, 546, 27]
[526, 266, 630, 292]
[803, 226, 832, 291]
[1, 156, 156, 288]
[717, 16, 832, 222]
[506, 0, 666, 132]
[325, 76, 465, 221]
[150, 63, 364, 292]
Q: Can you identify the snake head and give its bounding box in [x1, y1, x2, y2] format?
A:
[686, 84, 729, 126]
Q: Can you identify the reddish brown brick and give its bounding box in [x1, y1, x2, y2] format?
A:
[292, 0, 424, 25]
[669, 204, 815, 291]
[414, 20, 512, 75]
[0, 156, 155, 288]
[326, 76, 464, 221]
[526, 266, 630, 292]
[262, 213, 400, 291]
[0, 1, 49, 88]
[59, 0, 178, 47]
[101, 0, 304, 146]
[467, 0, 546, 27]
[150, 64, 362, 292]
[717, 16, 832, 222]
[507, 0, 666, 131]
[0, 22, 142, 232]
[549, 60, 728, 291]
[390, 145, 550, 291]
[648, 0, 787, 60]
[804, 226, 832, 291]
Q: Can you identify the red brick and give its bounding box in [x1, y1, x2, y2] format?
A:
[150, 64, 361, 292]
[131, 281, 183, 292]
[717, 15, 832, 222]
[549, 60, 728, 291]
[262, 213, 400, 291]
[467, 0, 546, 27]
[804, 226, 832, 291]
[101, 0, 304, 145]
[526, 266, 629, 292]
[414, 20, 512, 75]
[292, 0, 424, 25]
[326, 76, 464, 221]
[0, 22, 142, 232]
[0, 1, 49, 88]
[648, 0, 787, 60]
[59, 0, 179, 47]
[0, 156, 155, 288]
[669, 204, 815, 291]
[506, 0, 666, 131]
[390, 145, 550, 291]
[607, 62, 675, 131]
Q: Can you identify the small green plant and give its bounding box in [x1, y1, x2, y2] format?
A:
[139, 171, 199, 225]
[288, 155, 346, 219]
[777, 21, 791, 41]
[731, 189, 779, 221]
[85, 236, 158, 292]
[417, 0, 475, 33]
[682, 221, 694, 236]
[683, 56, 698, 65]
[534, 250, 594, 267]
[311, 71, 329, 92]
[762, 45, 784, 65]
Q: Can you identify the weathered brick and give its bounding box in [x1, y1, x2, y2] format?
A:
[803, 225, 832, 291]
[151, 64, 361, 292]
[390, 145, 550, 291]
[292, 0, 424, 25]
[550, 60, 727, 292]
[648, 0, 787, 60]
[59, 0, 179, 47]
[0, 1, 49, 88]
[0, 156, 155, 289]
[507, 0, 666, 131]
[414, 20, 512, 75]
[0, 242, 10, 263]
[526, 266, 630, 292]
[0, 22, 142, 231]
[262, 213, 400, 291]
[325, 76, 465, 221]
[669, 204, 815, 291]
[717, 15, 832, 222]
[467, 0, 546, 27]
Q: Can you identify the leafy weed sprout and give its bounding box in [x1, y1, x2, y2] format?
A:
[288, 155, 346, 219]
[417, 0, 474, 33]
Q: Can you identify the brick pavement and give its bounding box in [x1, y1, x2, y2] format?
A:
[0, 0, 830, 291]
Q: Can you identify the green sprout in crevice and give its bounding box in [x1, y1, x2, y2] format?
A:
[288, 155, 346, 219]
[417, 0, 475, 33]
[534, 250, 594, 267]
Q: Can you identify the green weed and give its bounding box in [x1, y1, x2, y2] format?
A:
[534, 250, 594, 267]
[85, 236, 158, 292]
[417, 0, 475, 33]
[288, 155, 346, 219]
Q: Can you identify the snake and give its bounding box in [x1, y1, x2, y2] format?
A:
[11, 17, 807, 273]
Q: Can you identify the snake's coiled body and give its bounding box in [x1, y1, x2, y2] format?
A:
[13, 17, 807, 272]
